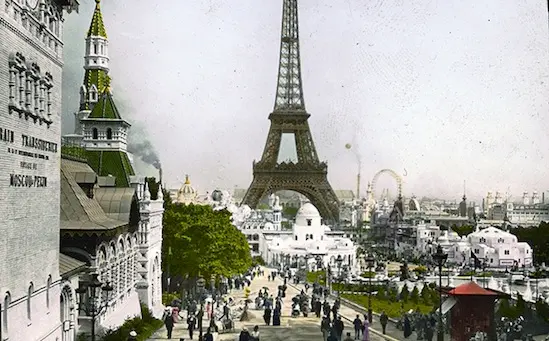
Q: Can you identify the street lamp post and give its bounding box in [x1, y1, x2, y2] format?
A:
[366, 255, 375, 323]
[196, 276, 206, 341]
[75, 273, 114, 341]
[432, 245, 448, 341]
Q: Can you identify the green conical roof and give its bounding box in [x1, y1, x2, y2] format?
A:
[88, 89, 122, 119]
[81, 70, 110, 110]
[87, 0, 107, 38]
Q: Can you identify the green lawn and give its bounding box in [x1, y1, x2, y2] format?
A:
[341, 293, 434, 318]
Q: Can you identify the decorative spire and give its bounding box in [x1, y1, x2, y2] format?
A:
[184, 174, 190, 185]
[273, 0, 306, 111]
[88, 0, 108, 38]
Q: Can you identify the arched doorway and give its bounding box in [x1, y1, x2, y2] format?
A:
[60, 285, 74, 341]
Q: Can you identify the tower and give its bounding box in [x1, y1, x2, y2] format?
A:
[65, 0, 111, 144]
[241, 0, 339, 222]
[64, 0, 135, 188]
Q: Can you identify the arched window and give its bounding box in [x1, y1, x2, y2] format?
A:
[46, 275, 52, 309]
[92, 128, 98, 140]
[106, 128, 112, 140]
[3, 292, 10, 337]
[93, 43, 97, 54]
[27, 283, 33, 321]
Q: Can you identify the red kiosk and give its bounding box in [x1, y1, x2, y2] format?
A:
[444, 281, 507, 341]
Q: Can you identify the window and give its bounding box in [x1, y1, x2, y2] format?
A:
[27, 283, 33, 321]
[474, 249, 479, 254]
[46, 275, 52, 310]
[306, 219, 312, 226]
[92, 128, 98, 139]
[504, 250, 510, 255]
[294, 236, 297, 241]
[106, 128, 112, 139]
[3, 292, 10, 338]
[490, 258, 493, 263]
[93, 43, 97, 54]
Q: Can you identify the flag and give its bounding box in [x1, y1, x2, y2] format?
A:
[470, 251, 482, 271]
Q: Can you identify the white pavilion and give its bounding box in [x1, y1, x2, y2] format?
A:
[260, 203, 356, 272]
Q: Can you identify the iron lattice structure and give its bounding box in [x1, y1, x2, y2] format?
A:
[242, 0, 340, 222]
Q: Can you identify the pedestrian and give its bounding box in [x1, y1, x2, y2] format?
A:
[162, 308, 174, 339]
[343, 332, 354, 341]
[250, 325, 260, 341]
[239, 326, 251, 341]
[321, 316, 331, 341]
[362, 319, 369, 341]
[380, 311, 388, 335]
[327, 327, 338, 341]
[187, 313, 197, 340]
[204, 327, 214, 341]
[425, 322, 434, 341]
[403, 314, 412, 339]
[273, 306, 281, 326]
[353, 314, 362, 340]
[334, 316, 344, 341]
[263, 307, 272, 325]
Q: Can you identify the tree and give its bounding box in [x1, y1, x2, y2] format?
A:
[376, 286, 386, 300]
[282, 206, 299, 218]
[510, 222, 549, 265]
[162, 203, 252, 279]
[252, 256, 266, 266]
[451, 224, 474, 237]
[420, 285, 432, 305]
[400, 285, 410, 302]
[410, 286, 420, 304]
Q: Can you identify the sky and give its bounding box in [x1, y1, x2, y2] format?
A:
[61, 0, 549, 202]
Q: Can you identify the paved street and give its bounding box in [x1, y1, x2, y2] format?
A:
[150, 267, 386, 340]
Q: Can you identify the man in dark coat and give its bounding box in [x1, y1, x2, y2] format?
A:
[334, 316, 344, 341]
[187, 313, 197, 340]
[353, 314, 363, 340]
[162, 309, 175, 339]
[380, 311, 389, 335]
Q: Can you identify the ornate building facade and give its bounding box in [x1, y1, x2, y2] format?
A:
[58, 0, 164, 337]
[0, 0, 79, 340]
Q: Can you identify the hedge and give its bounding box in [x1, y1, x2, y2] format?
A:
[342, 293, 433, 318]
[101, 304, 163, 341]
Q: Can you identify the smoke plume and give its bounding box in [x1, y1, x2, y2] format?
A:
[127, 138, 161, 170]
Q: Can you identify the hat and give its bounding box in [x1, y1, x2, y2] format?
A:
[242, 327, 248, 331]
[129, 331, 137, 337]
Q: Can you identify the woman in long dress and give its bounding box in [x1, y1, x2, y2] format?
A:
[362, 319, 369, 341]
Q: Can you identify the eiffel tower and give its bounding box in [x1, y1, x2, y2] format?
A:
[241, 0, 340, 222]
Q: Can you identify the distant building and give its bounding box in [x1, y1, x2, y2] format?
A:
[261, 203, 356, 272]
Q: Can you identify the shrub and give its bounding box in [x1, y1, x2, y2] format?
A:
[101, 304, 163, 341]
[341, 293, 432, 318]
[400, 285, 410, 302]
[162, 292, 179, 306]
[420, 285, 432, 305]
[252, 256, 266, 266]
[376, 287, 386, 300]
[413, 266, 428, 275]
[410, 286, 420, 304]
